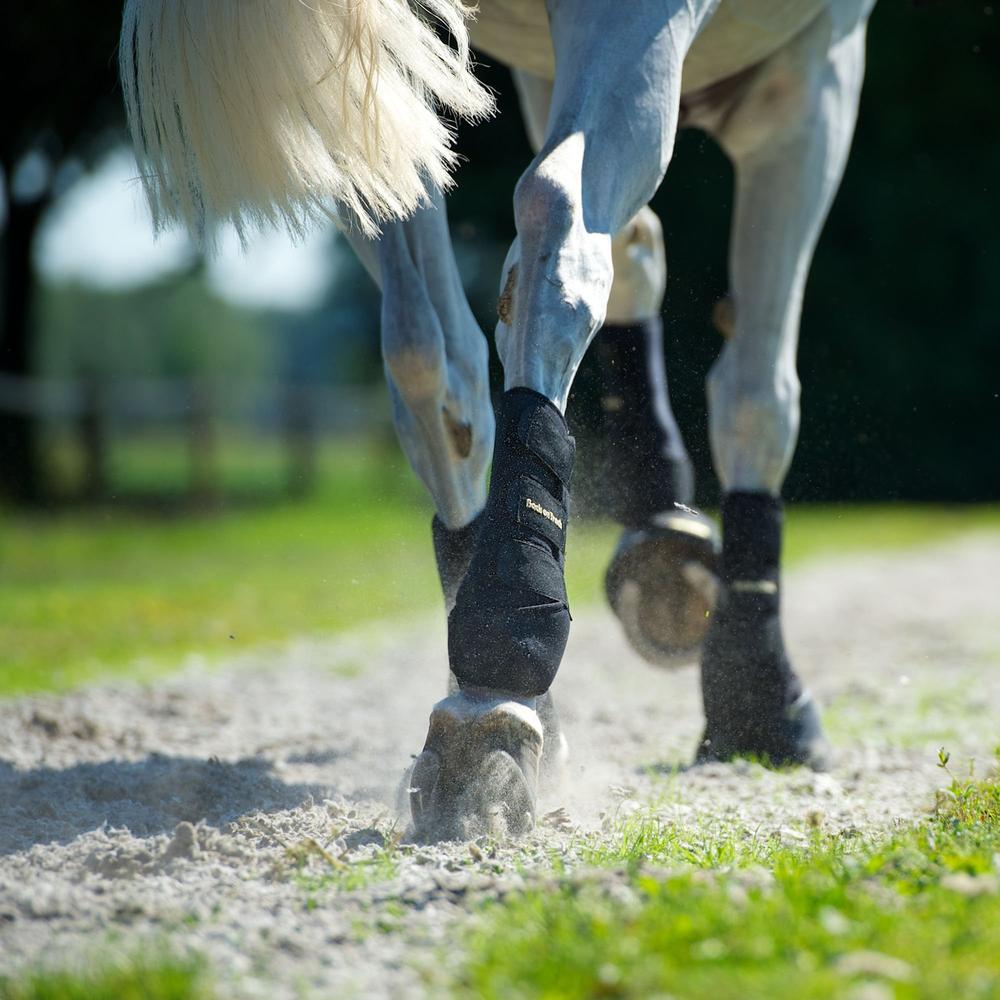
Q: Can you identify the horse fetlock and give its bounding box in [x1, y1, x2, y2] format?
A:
[696, 492, 829, 769]
[698, 593, 829, 770]
[449, 389, 575, 697]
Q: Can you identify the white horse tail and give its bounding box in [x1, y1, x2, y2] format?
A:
[119, 0, 493, 244]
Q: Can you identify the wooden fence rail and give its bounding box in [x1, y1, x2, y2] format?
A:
[0, 375, 388, 501]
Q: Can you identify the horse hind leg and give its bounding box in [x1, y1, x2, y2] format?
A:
[697, 8, 870, 768]
[343, 190, 492, 615]
[598, 211, 719, 666]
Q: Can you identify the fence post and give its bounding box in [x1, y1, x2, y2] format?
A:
[285, 382, 317, 498]
[79, 378, 108, 502]
[188, 380, 218, 505]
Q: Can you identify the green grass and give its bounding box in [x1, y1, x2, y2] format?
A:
[2, 434, 998, 697]
[282, 836, 402, 897]
[0, 438, 441, 696]
[0, 958, 210, 1000]
[455, 762, 1000, 999]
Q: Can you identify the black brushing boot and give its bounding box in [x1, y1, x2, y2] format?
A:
[431, 510, 568, 788]
[449, 388, 574, 696]
[697, 492, 829, 769]
[411, 390, 574, 839]
[597, 319, 719, 666]
[596, 318, 694, 521]
[432, 513, 484, 615]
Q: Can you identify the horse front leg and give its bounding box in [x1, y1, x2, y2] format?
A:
[513, 69, 720, 670]
[410, 0, 720, 840]
[342, 192, 493, 615]
[698, 7, 870, 767]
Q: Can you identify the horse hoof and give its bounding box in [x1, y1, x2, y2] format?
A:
[697, 584, 831, 771]
[408, 691, 542, 841]
[696, 691, 832, 772]
[443, 682, 568, 796]
[605, 507, 720, 667]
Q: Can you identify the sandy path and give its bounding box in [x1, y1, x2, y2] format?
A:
[1, 535, 998, 997]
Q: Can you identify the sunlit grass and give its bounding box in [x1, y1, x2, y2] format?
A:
[455, 762, 1000, 999]
[1, 434, 997, 697]
[0, 958, 210, 1000]
[0, 437, 439, 695]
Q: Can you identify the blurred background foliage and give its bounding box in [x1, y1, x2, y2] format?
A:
[1, 1, 997, 507]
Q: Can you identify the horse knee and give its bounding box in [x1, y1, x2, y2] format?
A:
[513, 152, 578, 245]
[510, 142, 613, 337]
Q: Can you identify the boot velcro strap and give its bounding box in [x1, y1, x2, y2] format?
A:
[515, 476, 566, 552]
[516, 405, 575, 486]
[497, 539, 567, 605]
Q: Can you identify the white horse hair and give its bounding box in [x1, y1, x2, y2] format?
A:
[119, 0, 492, 242]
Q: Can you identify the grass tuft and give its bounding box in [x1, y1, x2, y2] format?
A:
[0, 958, 210, 1000]
[281, 831, 402, 898]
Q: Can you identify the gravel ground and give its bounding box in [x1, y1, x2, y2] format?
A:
[1, 534, 998, 997]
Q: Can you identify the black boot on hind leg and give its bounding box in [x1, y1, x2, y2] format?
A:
[596, 319, 719, 665]
[412, 389, 574, 839]
[432, 513, 484, 616]
[697, 492, 829, 770]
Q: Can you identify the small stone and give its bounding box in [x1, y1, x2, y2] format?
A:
[834, 950, 914, 982]
[29, 711, 61, 736]
[819, 906, 850, 935]
[343, 828, 385, 851]
[164, 821, 200, 860]
[940, 873, 999, 897]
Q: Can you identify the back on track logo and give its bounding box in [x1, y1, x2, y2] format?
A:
[525, 497, 563, 531]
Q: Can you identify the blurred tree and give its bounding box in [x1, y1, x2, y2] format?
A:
[1, 2, 123, 502]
